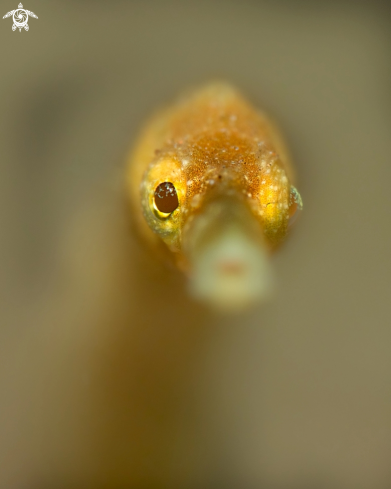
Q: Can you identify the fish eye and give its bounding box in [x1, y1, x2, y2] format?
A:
[288, 186, 303, 226]
[153, 182, 179, 217]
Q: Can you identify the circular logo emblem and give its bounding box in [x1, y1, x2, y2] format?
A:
[12, 8, 28, 29]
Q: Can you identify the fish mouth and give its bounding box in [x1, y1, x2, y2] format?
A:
[182, 195, 275, 312]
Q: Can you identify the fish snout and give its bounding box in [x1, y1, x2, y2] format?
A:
[182, 195, 275, 311]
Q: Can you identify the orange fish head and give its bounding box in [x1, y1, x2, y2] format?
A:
[139, 132, 302, 310]
[133, 82, 303, 310]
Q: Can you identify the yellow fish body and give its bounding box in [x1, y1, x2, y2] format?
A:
[127, 82, 302, 310]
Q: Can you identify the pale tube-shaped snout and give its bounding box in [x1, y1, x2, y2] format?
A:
[182, 196, 275, 312]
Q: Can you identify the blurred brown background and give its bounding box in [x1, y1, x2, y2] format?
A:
[1, 1, 391, 488]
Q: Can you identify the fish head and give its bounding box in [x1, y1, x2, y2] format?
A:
[139, 123, 302, 310]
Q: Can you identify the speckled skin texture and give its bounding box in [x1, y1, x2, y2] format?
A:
[127, 82, 297, 267]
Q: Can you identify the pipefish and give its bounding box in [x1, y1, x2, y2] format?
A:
[126, 82, 302, 311]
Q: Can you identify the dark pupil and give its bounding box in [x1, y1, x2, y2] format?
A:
[154, 182, 179, 214]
